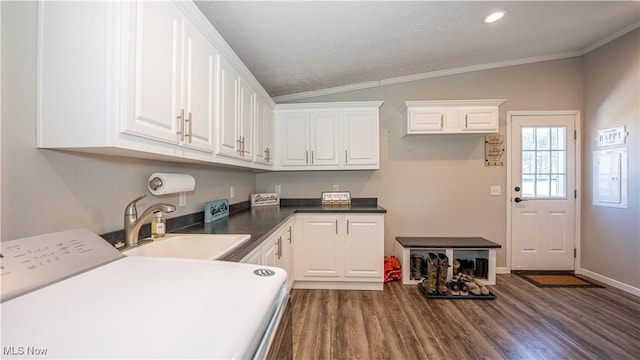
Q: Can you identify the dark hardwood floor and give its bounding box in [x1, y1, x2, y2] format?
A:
[290, 274, 640, 359]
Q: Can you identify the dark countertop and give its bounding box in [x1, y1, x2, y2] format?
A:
[176, 202, 387, 262]
[396, 237, 501, 249]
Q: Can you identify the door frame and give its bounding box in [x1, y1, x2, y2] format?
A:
[506, 110, 582, 273]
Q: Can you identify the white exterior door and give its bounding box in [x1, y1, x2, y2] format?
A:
[509, 111, 578, 271]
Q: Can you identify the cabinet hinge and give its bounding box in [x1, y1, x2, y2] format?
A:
[574, 189, 577, 199]
[574, 248, 577, 258]
[574, 130, 577, 140]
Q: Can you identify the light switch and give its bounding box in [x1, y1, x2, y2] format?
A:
[490, 186, 501, 196]
[230, 186, 235, 199]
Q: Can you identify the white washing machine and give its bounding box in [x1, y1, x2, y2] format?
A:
[1, 228, 288, 359]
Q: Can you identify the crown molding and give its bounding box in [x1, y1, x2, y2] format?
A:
[273, 81, 380, 103]
[582, 20, 640, 55]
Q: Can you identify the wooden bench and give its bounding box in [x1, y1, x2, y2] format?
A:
[395, 237, 501, 285]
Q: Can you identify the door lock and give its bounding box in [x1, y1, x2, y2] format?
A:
[514, 197, 528, 203]
[514, 186, 521, 192]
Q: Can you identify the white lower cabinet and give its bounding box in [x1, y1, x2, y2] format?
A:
[295, 214, 384, 290]
[241, 218, 294, 290]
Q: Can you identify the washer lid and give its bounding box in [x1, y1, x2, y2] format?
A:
[2, 256, 288, 359]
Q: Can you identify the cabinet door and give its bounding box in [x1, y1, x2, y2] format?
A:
[461, 107, 498, 132]
[254, 96, 274, 165]
[309, 111, 340, 166]
[284, 224, 294, 289]
[407, 107, 447, 132]
[254, 96, 266, 164]
[299, 216, 341, 278]
[126, 1, 182, 143]
[343, 215, 384, 279]
[279, 113, 310, 166]
[343, 109, 379, 167]
[262, 237, 278, 268]
[217, 57, 239, 158]
[237, 77, 254, 161]
[181, 20, 216, 152]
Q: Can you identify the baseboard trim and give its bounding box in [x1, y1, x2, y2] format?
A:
[496, 267, 509, 274]
[579, 268, 640, 297]
[292, 281, 383, 291]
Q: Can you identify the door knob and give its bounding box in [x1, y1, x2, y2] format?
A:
[514, 197, 528, 203]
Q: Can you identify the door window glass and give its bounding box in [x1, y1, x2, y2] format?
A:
[522, 126, 567, 198]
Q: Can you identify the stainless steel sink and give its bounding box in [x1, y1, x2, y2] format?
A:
[122, 234, 251, 260]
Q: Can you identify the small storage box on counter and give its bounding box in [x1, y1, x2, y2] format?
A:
[251, 193, 280, 207]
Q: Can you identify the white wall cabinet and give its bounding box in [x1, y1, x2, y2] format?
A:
[254, 95, 274, 165]
[36, 1, 275, 171]
[126, 1, 216, 153]
[274, 102, 383, 170]
[216, 60, 257, 162]
[277, 111, 340, 167]
[295, 214, 384, 290]
[402, 100, 505, 136]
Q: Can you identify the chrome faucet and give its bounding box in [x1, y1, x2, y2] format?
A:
[124, 194, 176, 247]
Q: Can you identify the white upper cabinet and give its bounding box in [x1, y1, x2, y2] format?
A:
[216, 60, 258, 162]
[343, 109, 380, 168]
[254, 95, 274, 165]
[274, 102, 383, 171]
[36, 1, 275, 170]
[126, 1, 216, 153]
[402, 100, 505, 136]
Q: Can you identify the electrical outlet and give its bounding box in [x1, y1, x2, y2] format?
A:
[491, 186, 501, 196]
[179, 192, 187, 207]
[275, 185, 281, 195]
[333, 184, 339, 191]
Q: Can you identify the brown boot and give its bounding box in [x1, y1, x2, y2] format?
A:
[437, 253, 449, 295]
[410, 254, 423, 280]
[426, 253, 439, 294]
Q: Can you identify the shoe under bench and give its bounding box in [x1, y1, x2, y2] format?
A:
[395, 237, 501, 285]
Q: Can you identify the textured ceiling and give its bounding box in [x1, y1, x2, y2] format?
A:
[195, 1, 640, 99]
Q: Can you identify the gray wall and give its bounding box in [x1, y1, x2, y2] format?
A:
[258, 58, 584, 267]
[582, 29, 639, 288]
[1, 2, 257, 240]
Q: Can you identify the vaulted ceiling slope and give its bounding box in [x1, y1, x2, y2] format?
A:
[195, 1, 640, 101]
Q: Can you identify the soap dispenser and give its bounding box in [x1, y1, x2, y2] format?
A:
[151, 212, 166, 239]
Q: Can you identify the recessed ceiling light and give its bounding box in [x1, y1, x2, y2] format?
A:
[483, 10, 506, 24]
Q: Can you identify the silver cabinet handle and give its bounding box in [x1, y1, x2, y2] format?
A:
[440, 114, 444, 129]
[186, 112, 192, 143]
[311, 150, 314, 164]
[177, 109, 185, 141]
[306, 150, 309, 164]
[465, 114, 468, 128]
[335, 219, 338, 234]
[287, 227, 292, 243]
[347, 219, 350, 235]
[345, 150, 348, 164]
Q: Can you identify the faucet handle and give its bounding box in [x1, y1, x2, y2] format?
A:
[125, 194, 146, 217]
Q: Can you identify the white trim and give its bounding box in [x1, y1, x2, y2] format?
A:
[580, 268, 640, 297]
[273, 81, 380, 103]
[273, 52, 580, 103]
[496, 267, 509, 275]
[506, 111, 581, 273]
[379, 52, 581, 87]
[273, 23, 640, 103]
[274, 101, 384, 110]
[582, 20, 640, 55]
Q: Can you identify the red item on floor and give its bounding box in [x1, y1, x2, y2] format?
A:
[384, 256, 402, 283]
